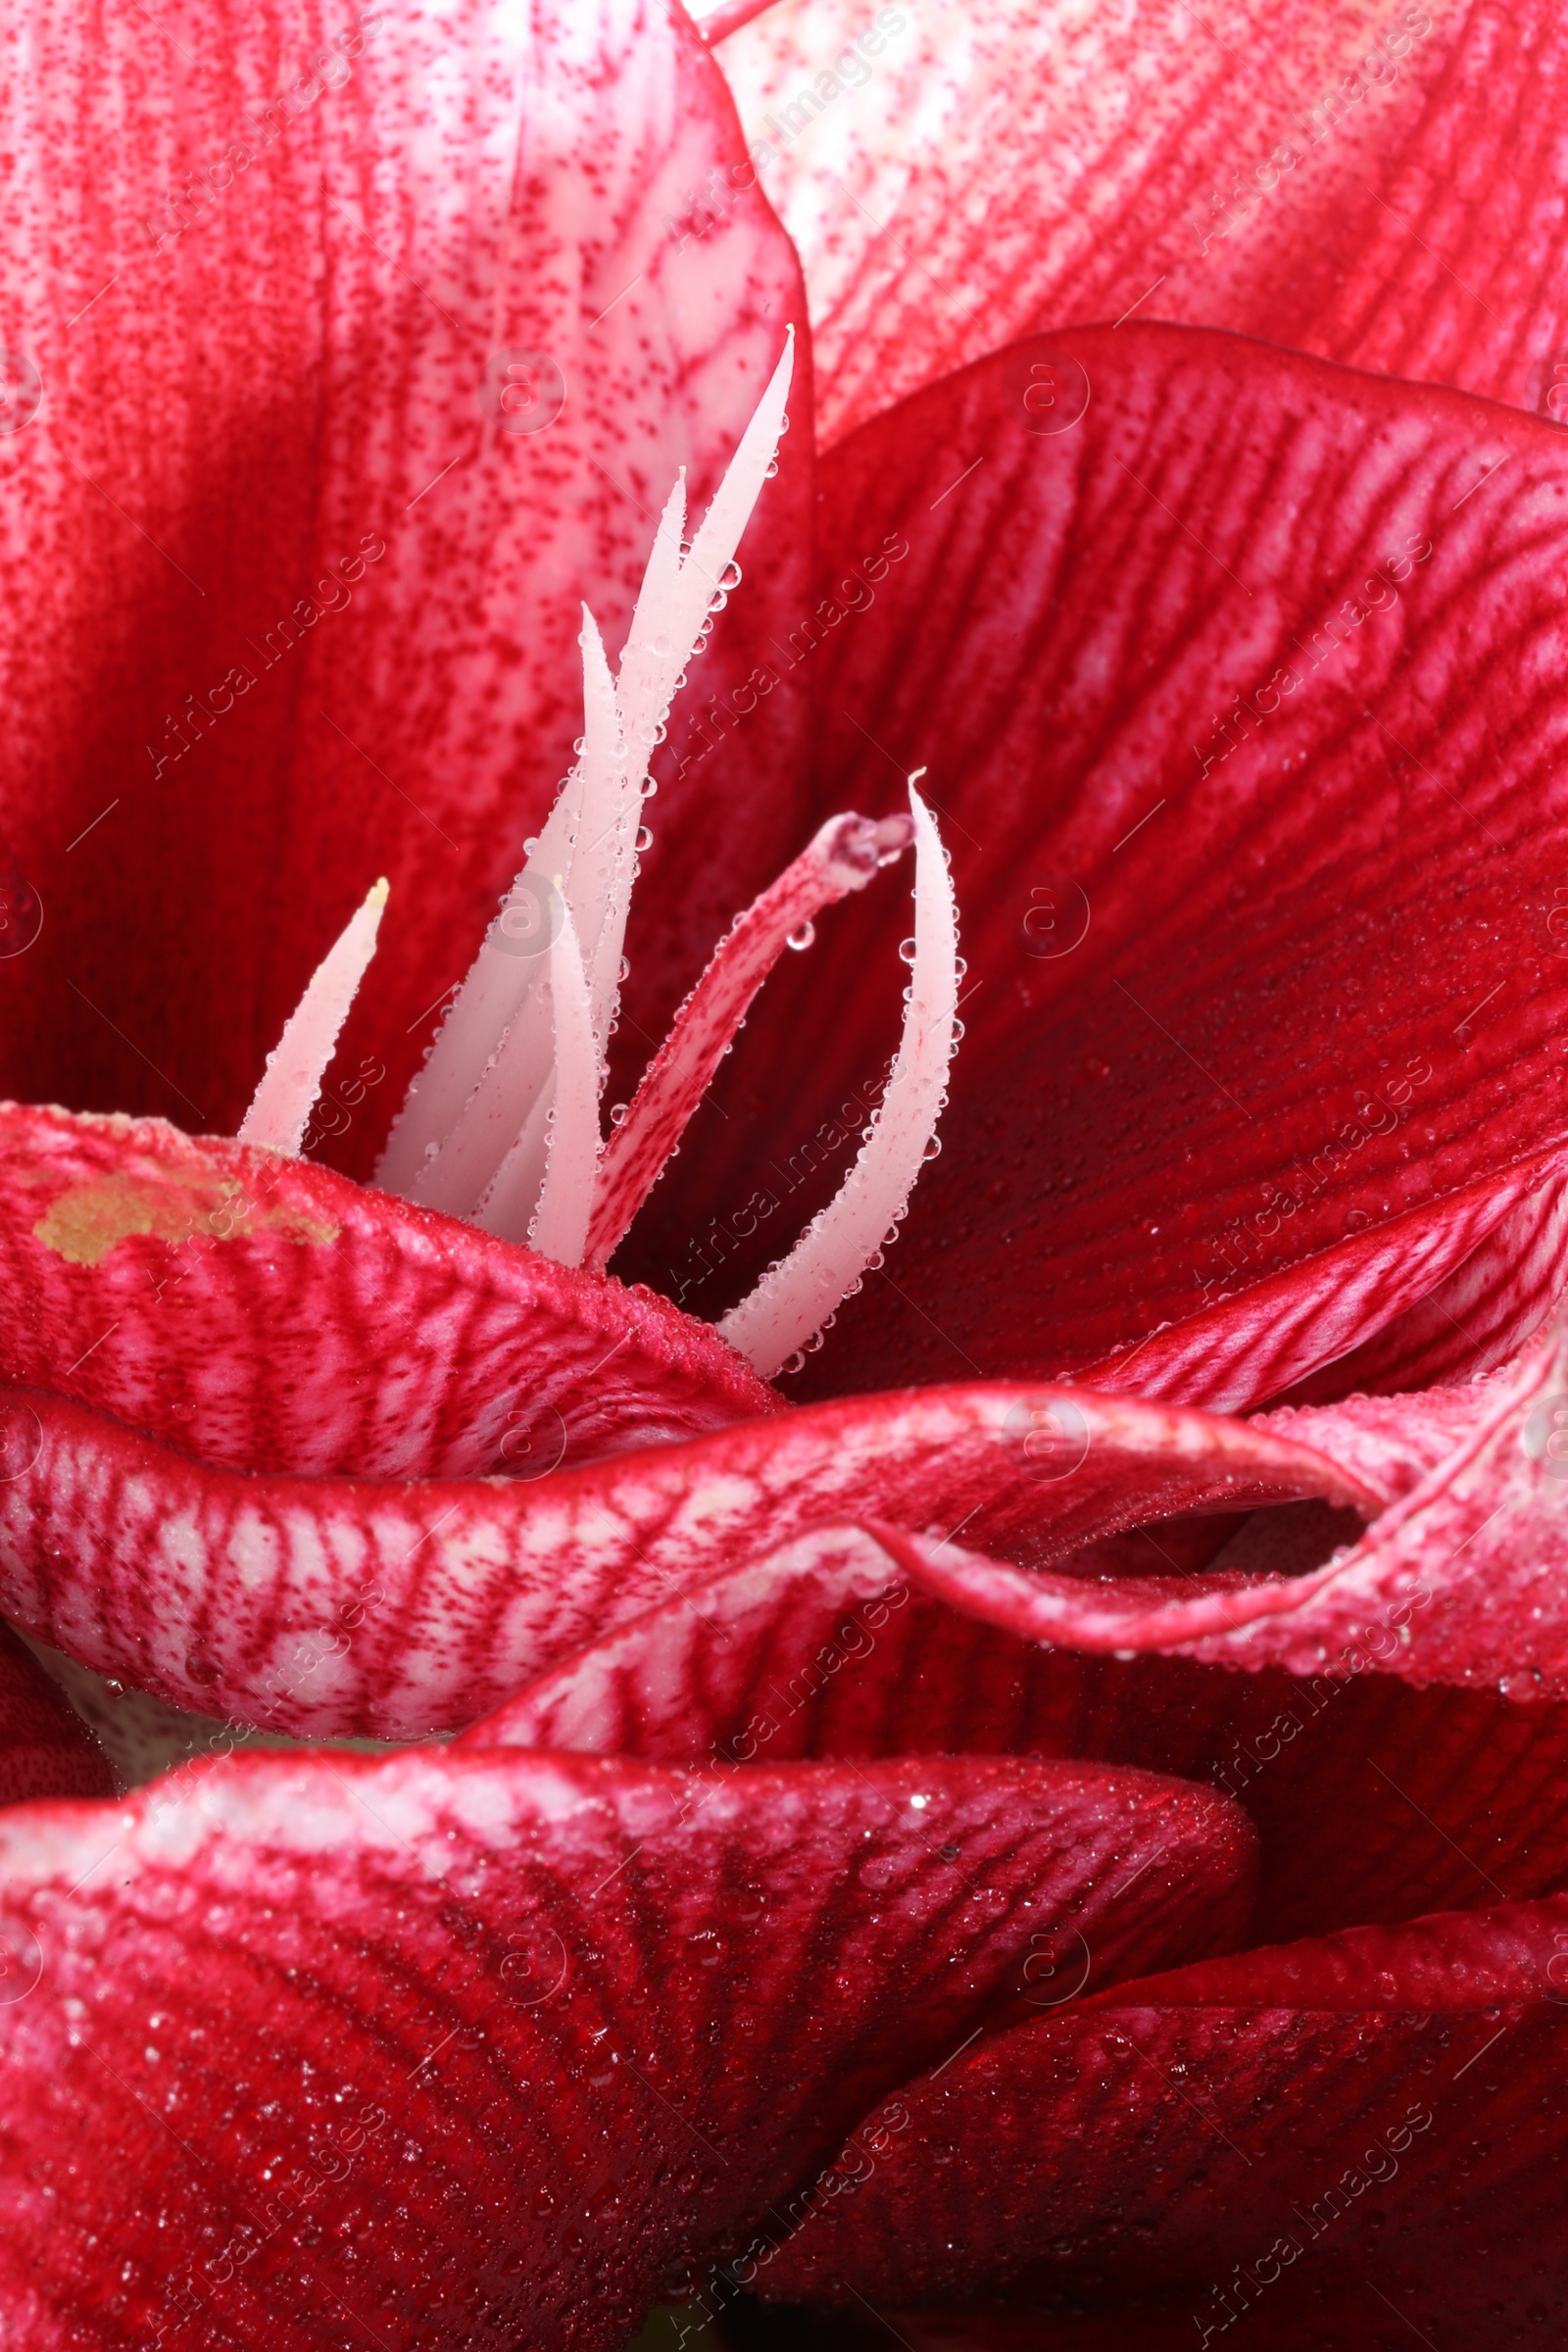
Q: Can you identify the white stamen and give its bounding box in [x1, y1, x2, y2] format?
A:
[717, 780, 957, 1379]
[481, 906, 600, 1259]
[238, 879, 388, 1156]
[614, 471, 687, 776]
[372, 878, 555, 1200]
[588, 332, 796, 1062]
[616, 337, 792, 770]
[376, 329, 796, 1244]
[403, 613, 626, 1219]
[566, 604, 640, 1057]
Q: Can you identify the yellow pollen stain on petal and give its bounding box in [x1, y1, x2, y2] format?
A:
[32, 1174, 338, 1266]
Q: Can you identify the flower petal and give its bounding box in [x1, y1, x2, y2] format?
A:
[865, 1326, 1568, 1698]
[478, 1525, 1568, 1941]
[0, 1102, 773, 1476]
[634, 325, 1568, 1409]
[0, 1740, 1252, 2345]
[760, 1892, 1568, 2314]
[717, 0, 1568, 444]
[0, 1378, 1367, 1739]
[1279, 1167, 1568, 1402]
[1, 0, 812, 1149]
[0, 1619, 112, 1803]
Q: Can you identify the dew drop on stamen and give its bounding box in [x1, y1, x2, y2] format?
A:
[899, 937, 917, 963]
[787, 919, 815, 952]
[636, 826, 654, 853]
[609, 1103, 629, 1127]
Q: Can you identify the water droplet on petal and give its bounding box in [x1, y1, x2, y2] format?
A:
[787, 919, 815, 951]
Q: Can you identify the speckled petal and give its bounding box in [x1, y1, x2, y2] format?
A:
[717, 0, 1568, 445]
[0, 1102, 774, 1477]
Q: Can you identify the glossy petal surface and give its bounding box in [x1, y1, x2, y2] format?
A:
[864, 1330, 1568, 1696]
[0, 1740, 1253, 2347]
[762, 1895, 1568, 2315]
[631, 325, 1568, 1409]
[1280, 1166, 1568, 1401]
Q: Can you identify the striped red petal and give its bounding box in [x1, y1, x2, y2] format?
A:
[0, 1102, 772, 1478]
[760, 1895, 1568, 2328]
[474, 1525, 1568, 1942]
[0, 1377, 1365, 1738]
[630, 325, 1568, 1411]
[0, 1739, 1252, 2347]
[867, 1326, 1568, 1698]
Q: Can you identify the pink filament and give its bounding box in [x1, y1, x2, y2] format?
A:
[585, 811, 913, 1270]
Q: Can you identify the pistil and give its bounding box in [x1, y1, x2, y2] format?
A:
[584, 809, 915, 1271]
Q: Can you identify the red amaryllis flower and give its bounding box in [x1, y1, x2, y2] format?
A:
[3, 0, 1568, 2341]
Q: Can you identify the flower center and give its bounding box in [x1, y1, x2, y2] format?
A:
[238, 333, 959, 1379]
